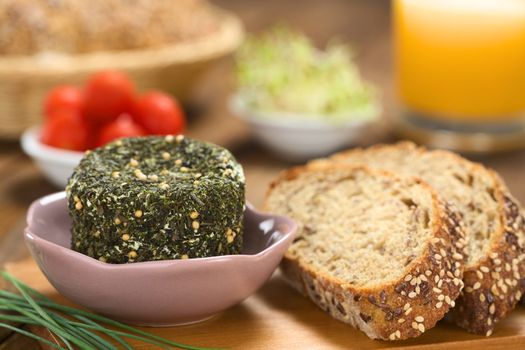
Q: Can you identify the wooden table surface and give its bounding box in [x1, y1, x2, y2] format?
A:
[1, 0, 525, 348]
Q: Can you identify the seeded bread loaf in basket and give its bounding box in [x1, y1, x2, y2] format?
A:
[265, 165, 468, 340]
[312, 142, 525, 336]
[0, 0, 220, 55]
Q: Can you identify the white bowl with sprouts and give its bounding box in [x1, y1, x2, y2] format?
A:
[230, 94, 379, 161]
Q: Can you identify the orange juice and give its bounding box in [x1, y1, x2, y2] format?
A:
[394, 0, 525, 122]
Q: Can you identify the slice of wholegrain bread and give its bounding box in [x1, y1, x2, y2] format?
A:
[265, 165, 467, 340]
[312, 142, 525, 336]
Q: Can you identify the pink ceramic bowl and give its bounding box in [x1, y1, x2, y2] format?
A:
[24, 192, 296, 326]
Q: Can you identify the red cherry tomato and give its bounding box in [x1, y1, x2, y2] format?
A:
[40, 110, 90, 151]
[83, 71, 135, 126]
[96, 114, 146, 147]
[133, 91, 186, 135]
[44, 86, 84, 117]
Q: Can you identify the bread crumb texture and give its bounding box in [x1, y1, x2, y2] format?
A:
[314, 141, 525, 335]
[266, 165, 467, 340]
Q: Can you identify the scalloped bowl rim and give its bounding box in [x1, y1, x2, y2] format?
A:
[25, 191, 297, 270]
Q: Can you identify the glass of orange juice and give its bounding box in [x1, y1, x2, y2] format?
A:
[393, 0, 525, 152]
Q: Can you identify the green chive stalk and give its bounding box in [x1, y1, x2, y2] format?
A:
[0, 272, 222, 350]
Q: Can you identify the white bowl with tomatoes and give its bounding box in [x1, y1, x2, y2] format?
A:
[21, 71, 186, 188]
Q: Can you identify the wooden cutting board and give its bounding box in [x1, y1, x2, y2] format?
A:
[4, 258, 525, 350]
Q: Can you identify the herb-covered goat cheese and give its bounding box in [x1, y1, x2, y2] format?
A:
[66, 135, 245, 263]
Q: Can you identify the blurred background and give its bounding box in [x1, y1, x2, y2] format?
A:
[1, 0, 525, 292]
[1, 0, 525, 347]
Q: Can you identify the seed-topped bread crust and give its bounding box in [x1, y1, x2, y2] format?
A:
[265, 165, 467, 340]
[313, 142, 525, 336]
[0, 0, 221, 55]
[452, 184, 525, 336]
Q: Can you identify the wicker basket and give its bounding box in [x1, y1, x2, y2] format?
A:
[0, 7, 244, 140]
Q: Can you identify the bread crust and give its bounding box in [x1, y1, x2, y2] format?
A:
[266, 164, 468, 340]
[314, 142, 525, 336]
[449, 173, 525, 336]
[0, 0, 221, 55]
